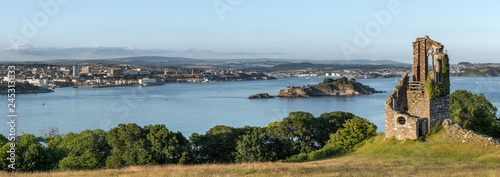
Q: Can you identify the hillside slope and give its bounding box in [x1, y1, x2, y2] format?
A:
[7, 126, 499, 177]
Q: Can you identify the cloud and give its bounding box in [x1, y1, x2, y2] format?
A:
[2, 44, 284, 60]
[6, 44, 34, 50]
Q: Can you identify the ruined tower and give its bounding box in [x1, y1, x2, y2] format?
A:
[385, 36, 450, 140]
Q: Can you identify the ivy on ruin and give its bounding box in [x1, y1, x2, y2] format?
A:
[424, 54, 450, 100]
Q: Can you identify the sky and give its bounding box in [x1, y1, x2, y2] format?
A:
[1, 0, 500, 63]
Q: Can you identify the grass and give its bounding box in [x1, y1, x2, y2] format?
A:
[4, 130, 499, 177]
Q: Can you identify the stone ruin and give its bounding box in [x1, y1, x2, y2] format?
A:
[385, 36, 450, 140]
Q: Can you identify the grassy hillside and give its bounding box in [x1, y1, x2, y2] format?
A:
[5, 129, 499, 177]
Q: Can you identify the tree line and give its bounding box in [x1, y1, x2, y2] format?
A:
[0, 111, 377, 172]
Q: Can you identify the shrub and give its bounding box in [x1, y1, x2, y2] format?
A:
[450, 90, 500, 138]
[327, 117, 377, 150]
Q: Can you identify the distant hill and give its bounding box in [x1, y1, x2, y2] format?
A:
[0, 56, 409, 67]
[269, 59, 410, 65]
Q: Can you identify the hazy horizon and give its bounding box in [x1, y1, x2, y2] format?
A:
[2, 1, 499, 63]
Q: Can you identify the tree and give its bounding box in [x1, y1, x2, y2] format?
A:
[0, 134, 7, 147]
[190, 125, 246, 163]
[105, 123, 191, 168]
[339, 77, 349, 84]
[450, 90, 500, 138]
[234, 127, 277, 163]
[327, 117, 377, 150]
[58, 129, 110, 170]
[105, 123, 151, 168]
[323, 78, 334, 84]
[314, 111, 356, 146]
[268, 111, 318, 153]
[146, 124, 191, 165]
[0, 134, 59, 172]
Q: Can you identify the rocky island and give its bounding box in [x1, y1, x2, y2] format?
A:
[248, 93, 274, 99]
[277, 77, 383, 98]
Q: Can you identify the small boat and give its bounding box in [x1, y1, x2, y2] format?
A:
[72, 86, 78, 88]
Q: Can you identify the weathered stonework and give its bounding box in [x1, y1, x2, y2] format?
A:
[442, 119, 500, 148]
[385, 36, 450, 140]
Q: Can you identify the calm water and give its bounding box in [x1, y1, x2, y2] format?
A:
[2, 77, 500, 137]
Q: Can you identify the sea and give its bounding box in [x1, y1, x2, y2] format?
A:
[2, 76, 499, 137]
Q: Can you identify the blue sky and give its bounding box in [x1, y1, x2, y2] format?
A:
[1, 0, 499, 63]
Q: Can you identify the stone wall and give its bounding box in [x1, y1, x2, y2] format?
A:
[393, 74, 409, 113]
[407, 91, 430, 119]
[429, 95, 450, 129]
[442, 119, 499, 148]
[385, 74, 423, 140]
[385, 105, 421, 139]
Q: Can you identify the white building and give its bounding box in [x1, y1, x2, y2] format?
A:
[139, 78, 156, 84]
[27, 78, 47, 88]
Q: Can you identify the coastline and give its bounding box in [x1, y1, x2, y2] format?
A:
[0, 88, 54, 94]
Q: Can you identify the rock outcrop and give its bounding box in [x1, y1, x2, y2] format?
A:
[442, 119, 499, 148]
[248, 93, 275, 99]
[276, 86, 311, 98]
[277, 77, 383, 98]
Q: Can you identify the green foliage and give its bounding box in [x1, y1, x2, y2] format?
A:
[424, 55, 450, 99]
[105, 123, 151, 168]
[327, 117, 377, 150]
[234, 111, 361, 163]
[268, 112, 318, 153]
[105, 123, 190, 168]
[190, 125, 247, 163]
[322, 78, 334, 84]
[0, 134, 61, 172]
[315, 111, 357, 146]
[340, 76, 348, 84]
[233, 127, 278, 163]
[146, 124, 191, 165]
[459, 66, 500, 76]
[0, 134, 7, 147]
[285, 114, 376, 163]
[450, 90, 500, 138]
[0, 82, 41, 92]
[58, 129, 109, 170]
[426, 120, 443, 137]
[0, 111, 379, 171]
[315, 76, 378, 94]
[321, 77, 349, 85]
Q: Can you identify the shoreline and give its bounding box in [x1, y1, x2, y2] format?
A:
[0, 88, 54, 94]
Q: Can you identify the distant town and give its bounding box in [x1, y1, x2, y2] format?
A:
[0, 60, 498, 92]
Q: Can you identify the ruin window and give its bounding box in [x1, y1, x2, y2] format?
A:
[397, 117, 406, 125]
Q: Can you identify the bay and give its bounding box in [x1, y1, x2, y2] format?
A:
[2, 77, 499, 137]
